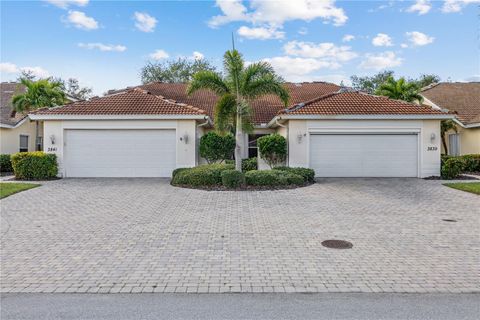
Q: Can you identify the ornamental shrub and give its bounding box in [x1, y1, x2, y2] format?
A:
[441, 157, 464, 180]
[242, 157, 258, 172]
[244, 170, 303, 186]
[461, 154, 480, 172]
[11, 152, 58, 180]
[257, 134, 287, 168]
[221, 170, 245, 188]
[199, 131, 235, 164]
[0, 154, 13, 172]
[171, 163, 234, 186]
[273, 166, 315, 183]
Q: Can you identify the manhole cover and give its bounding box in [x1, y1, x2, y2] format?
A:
[442, 219, 457, 222]
[321, 239, 353, 249]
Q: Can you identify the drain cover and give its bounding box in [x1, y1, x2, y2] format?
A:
[442, 219, 457, 222]
[321, 239, 353, 249]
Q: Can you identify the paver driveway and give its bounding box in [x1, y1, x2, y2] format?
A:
[1, 178, 479, 293]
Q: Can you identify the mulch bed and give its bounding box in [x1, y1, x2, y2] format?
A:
[171, 182, 315, 191]
[424, 174, 479, 180]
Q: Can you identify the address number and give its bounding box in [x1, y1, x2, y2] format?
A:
[47, 147, 57, 152]
[427, 146, 437, 151]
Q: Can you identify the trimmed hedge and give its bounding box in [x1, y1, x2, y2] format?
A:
[199, 131, 235, 164]
[221, 170, 245, 188]
[273, 166, 315, 183]
[242, 157, 258, 172]
[257, 134, 287, 168]
[0, 154, 13, 172]
[440, 154, 480, 179]
[245, 170, 304, 186]
[11, 152, 58, 180]
[441, 158, 464, 180]
[171, 164, 234, 186]
[462, 154, 480, 172]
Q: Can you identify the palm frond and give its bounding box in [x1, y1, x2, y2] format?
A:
[243, 75, 290, 106]
[214, 94, 237, 134]
[187, 71, 229, 96]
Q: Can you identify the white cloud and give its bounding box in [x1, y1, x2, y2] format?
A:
[192, 51, 204, 60]
[0, 62, 19, 73]
[209, 0, 347, 28]
[406, 0, 432, 15]
[298, 27, 308, 35]
[133, 12, 157, 32]
[359, 51, 403, 70]
[406, 31, 434, 46]
[400, 43, 409, 48]
[372, 33, 393, 47]
[66, 10, 98, 30]
[283, 41, 357, 62]
[237, 26, 284, 40]
[263, 56, 337, 80]
[78, 42, 126, 52]
[342, 34, 355, 42]
[0, 63, 50, 78]
[44, 0, 88, 9]
[442, 0, 480, 13]
[149, 49, 169, 60]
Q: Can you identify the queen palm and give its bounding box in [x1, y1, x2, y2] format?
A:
[187, 49, 289, 171]
[375, 76, 423, 103]
[12, 78, 66, 114]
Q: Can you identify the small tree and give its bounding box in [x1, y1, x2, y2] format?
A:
[257, 134, 287, 168]
[199, 131, 235, 164]
[441, 120, 457, 155]
[375, 76, 423, 103]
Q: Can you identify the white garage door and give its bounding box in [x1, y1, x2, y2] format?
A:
[64, 129, 176, 177]
[309, 134, 418, 177]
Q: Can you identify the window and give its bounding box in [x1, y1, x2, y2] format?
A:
[248, 134, 267, 158]
[19, 135, 29, 152]
[448, 133, 460, 156]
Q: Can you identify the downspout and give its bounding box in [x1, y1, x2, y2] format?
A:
[275, 117, 289, 166]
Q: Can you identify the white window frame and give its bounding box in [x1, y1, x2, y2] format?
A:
[448, 133, 460, 156]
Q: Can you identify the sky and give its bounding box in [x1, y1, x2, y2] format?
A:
[1, 0, 479, 95]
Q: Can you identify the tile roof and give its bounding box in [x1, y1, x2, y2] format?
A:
[1, 82, 27, 126]
[279, 91, 447, 116]
[421, 82, 480, 125]
[33, 88, 207, 116]
[139, 82, 341, 125]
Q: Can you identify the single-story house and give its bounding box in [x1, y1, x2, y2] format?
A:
[29, 82, 452, 178]
[421, 82, 480, 155]
[1, 82, 43, 153]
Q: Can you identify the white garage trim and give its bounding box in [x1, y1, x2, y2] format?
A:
[63, 129, 176, 177]
[308, 131, 421, 177]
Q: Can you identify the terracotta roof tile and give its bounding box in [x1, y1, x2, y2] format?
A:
[421, 82, 480, 125]
[279, 91, 447, 116]
[140, 82, 341, 125]
[34, 88, 206, 116]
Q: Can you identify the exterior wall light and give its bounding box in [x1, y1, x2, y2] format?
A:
[180, 133, 189, 144]
[297, 133, 303, 144]
[430, 133, 436, 142]
[50, 135, 56, 145]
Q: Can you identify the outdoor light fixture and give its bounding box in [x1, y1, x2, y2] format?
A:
[180, 133, 189, 144]
[430, 133, 436, 142]
[297, 133, 303, 144]
[49, 135, 56, 145]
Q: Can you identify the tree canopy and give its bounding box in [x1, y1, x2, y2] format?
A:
[140, 58, 217, 84]
[351, 71, 440, 94]
[11, 78, 66, 115]
[375, 76, 424, 103]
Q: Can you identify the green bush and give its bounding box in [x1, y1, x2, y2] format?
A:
[172, 167, 189, 179]
[257, 134, 287, 168]
[441, 158, 464, 180]
[199, 131, 235, 164]
[245, 170, 304, 186]
[462, 154, 480, 172]
[242, 157, 258, 172]
[171, 164, 234, 186]
[221, 170, 245, 188]
[0, 154, 13, 172]
[11, 152, 58, 180]
[273, 166, 315, 183]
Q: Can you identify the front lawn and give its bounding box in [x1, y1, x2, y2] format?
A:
[443, 182, 480, 195]
[0, 183, 40, 199]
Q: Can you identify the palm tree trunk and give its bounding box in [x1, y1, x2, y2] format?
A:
[441, 135, 448, 155]
[235, 109, 243, 171]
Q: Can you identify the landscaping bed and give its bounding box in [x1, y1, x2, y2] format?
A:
[171, 164, 315, 191]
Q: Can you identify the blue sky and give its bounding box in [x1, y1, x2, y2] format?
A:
[1, 0, 479, 94]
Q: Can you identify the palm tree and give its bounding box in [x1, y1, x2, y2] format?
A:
[375, 76, 424, 103]
[441, 120, 457, 155]
[187, 50, 289, 171]
[12, 78, 66, 151]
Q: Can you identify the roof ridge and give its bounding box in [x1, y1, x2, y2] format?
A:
[131, 87, 206, 115]
[281, 91, 341, 114]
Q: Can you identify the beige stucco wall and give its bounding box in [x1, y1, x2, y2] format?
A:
[283, 119, 442, 178]
[0, 119, 41, 154]
[42, 119, 198, 177]
[443, 126, 480, 155]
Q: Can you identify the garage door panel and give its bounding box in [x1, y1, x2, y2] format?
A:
[310, 134, 418, 177]
[65, 129, 176, 177]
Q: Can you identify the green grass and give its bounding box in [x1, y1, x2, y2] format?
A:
[0, 182, 40, 199]
[443, 182, 480, 195]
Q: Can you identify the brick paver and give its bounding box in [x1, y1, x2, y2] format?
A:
[1, 178, 479, 293]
